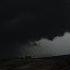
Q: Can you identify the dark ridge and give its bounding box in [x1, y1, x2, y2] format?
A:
[37, 54, 70, 60]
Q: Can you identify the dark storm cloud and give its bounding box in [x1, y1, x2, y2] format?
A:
[1, 0, 70, 44]
[0, 0, 70, 58]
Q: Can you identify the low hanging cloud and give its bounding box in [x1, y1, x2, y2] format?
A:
[19, 32, 70, 58]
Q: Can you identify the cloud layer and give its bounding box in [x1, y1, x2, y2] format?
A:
[19, 32, 70, 58]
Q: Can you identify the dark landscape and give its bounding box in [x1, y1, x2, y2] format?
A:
[0, 0, 70, 70]
[0, 55, 70, 70]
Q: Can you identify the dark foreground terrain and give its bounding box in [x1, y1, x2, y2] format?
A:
[0, 55, 70, 70]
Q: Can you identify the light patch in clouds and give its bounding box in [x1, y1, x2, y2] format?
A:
[20, 32, 70, 58]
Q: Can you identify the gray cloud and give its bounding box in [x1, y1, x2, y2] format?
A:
[19, 32, 70, 58]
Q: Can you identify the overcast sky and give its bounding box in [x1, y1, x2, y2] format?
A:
[0, 0, 70, 59]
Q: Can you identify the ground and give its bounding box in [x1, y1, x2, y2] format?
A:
[0, 55, 70, 70]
